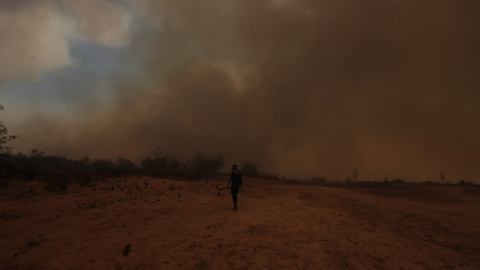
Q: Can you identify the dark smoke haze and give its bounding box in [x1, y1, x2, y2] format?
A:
[3, 0, 480, 182]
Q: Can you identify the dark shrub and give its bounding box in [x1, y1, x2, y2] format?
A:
[312, 177, 326, 183]
[241, 161, 258, 177]
[141, 151, 226, 180]
[116, 157, 140, 176]
[185, 152, 226, 180]
[140, 151, 183, 178]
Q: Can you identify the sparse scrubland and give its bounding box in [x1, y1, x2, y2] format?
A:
[0, 153, 479, 269]
[0, 150, 228, 193]
[1, 149, 476, 194]
[0, 114, 478, 269]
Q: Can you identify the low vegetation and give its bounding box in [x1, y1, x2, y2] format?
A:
[1, 149, 477, 194]
[140, 150, 226, 180]
[0, 148, 231, 193]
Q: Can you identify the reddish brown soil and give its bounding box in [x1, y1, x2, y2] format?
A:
[1, 176, 479, 269]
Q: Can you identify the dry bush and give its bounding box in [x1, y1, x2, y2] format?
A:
[241, 160, 258, 177]
[141, 151, 226, 180]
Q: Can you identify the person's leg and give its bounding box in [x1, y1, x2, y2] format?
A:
[231, 185, 239, 209]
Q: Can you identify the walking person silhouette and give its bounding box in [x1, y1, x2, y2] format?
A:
[226, 164, 242, 211]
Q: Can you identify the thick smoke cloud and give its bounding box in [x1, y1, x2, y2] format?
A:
[0, 0, 72, 83]
[0, 0, 130, 83]
[4, 0, 480, 182]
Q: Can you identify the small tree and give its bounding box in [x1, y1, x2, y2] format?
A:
[0, 105, 17, 155]
[30, 149, 45, 158]
[185, 152, 226, 180]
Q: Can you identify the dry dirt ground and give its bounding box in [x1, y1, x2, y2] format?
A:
[1, 176, 479, 270]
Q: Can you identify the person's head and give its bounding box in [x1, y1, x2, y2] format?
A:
[232, 164, 237, 170]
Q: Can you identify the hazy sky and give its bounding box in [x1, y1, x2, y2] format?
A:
[1, 0, 479, 182]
